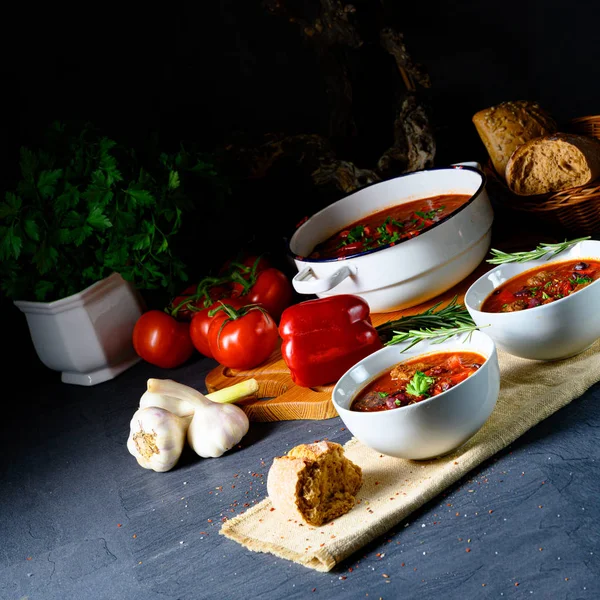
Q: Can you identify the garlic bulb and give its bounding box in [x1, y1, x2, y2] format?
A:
[127, 406, 192, 472]
[139, 391, 195, 417]
[147, 378, 250, 458]
[139, 378, 259, 417]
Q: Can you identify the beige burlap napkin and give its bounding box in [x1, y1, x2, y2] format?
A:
[220, 340, 600, 572]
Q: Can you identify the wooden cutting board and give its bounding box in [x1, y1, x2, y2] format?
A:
[204, 259, 497, 422]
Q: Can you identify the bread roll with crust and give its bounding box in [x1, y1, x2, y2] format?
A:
[267, 441, 362, 526]
[472, 100, 557, 179]
[505, 133, 600, 196]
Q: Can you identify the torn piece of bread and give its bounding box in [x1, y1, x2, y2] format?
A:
[266, 441, 362, 526]
[472, 100, 557, 179]
[505, 133, 600, 196]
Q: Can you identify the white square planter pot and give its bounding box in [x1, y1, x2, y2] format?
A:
[14, 272, 146, 386]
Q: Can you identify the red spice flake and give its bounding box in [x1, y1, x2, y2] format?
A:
[515, 582, 519, 587]
[26, 557, 32, 561]
[456, 512, 460, 516]
[454, 461, 458, 465]
[270, 508, 276, 512]
[320, 543, 325, 547]
[389, 498, 395, 501]
[331, 535, 336, 539]
[348, 567, 353, 573]
[221, 517, 228, 522]
[488, 510, 493, 514]
[199, 532, 207, 535]
[382, 574, 390, 578]
[132, 534, 137, 539]
[311, 588, 316, 593]
[447, 503, 452, 506]
[465, 548, 471, 553]
[340, 427, 346, 431]
[539, 548, 543, 551]
[565, 578, 569, 581]
[482, 583, 486, 587]
[243, 503, 250, 507]
[376, 553, 382, 557]
[538, 505, 543, 508]
[258, 519, 263, 522]
[413, 568, 417, 572]
[231, 485, 235, 489]
[401, 563, 405, 567]
[541, 481, 546, 484]
[233, 473, 239, 478]
[375, 481, 380, 486]
[207, 519, 212, 523]
[117, 523, 122, 528]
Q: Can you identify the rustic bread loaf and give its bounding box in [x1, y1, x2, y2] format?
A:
[472, 100, 558, 179]
[266, 440, 362, 526]
[505, 133, 600, 196]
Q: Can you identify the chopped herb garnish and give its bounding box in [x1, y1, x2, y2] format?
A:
[406, 371, 435, 397]
[544, 281, 552, 289]
[378, 391, 389, 398]
[542, 291, 550, 300]
[572, 275, 592, 285]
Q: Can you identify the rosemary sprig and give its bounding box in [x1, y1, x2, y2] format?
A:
[385, 324, 483, 352]
[376, 296, 482, 352]
[486, 236, 591, 265]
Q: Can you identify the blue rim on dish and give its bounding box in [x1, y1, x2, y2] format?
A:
[286, 165, 488, 264]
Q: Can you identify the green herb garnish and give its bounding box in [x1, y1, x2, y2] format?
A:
[486, 237, 591, 265]
[406, 371, 435, 397]
[542, 291, 550, 300]
[378, 391, 389, 398]
[376, 296, 483, 351]
[572, 275, 593, 285]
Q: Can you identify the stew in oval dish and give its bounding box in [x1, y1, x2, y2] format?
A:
[480, 259, 600, 313]
[307, 193, 472, 260]
[350, 351, 486, 413]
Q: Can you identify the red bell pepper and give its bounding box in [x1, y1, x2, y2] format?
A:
[278, 294, 384, 388]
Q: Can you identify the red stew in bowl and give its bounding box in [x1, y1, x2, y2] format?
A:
[307, 193, 472, 260]
[481, 259, 600, 313]
[350, 351, 486, 412]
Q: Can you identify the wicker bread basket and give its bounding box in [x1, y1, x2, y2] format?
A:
[484, 115, 600, 235]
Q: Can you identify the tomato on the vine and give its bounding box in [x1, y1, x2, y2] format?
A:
[207, 303, 279, 370]
[236, 267, 294, 320]
[169, 281, 232, 321]
[220, 254, 270, 280]
[132, 310, 195, 368]
[189, 297, 245, 359]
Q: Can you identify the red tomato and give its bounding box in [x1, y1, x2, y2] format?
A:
[224, 255, 271, 296]
[221, 254, 270, 277]
[170, 283, 232, 321]
[132, 310, 195, 368]
[239, 268, 294, 320]
[189, 297, 245, 359]
[207, 304, 279, 370]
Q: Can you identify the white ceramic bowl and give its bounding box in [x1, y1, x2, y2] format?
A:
[288, 163, 494, 314]
[331, 330, 500, 460]
[464, 239, 600, 361]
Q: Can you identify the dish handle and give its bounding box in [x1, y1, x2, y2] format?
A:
[292, 264, 357, 294]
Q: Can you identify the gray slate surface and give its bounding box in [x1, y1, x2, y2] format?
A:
[1, 354, 599, 600]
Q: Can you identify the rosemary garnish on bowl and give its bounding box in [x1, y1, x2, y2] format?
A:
[376, 296, 482, 351]
[486, 236, 591, 265]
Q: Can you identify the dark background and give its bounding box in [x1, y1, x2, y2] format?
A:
[2, 0, 600, 382]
